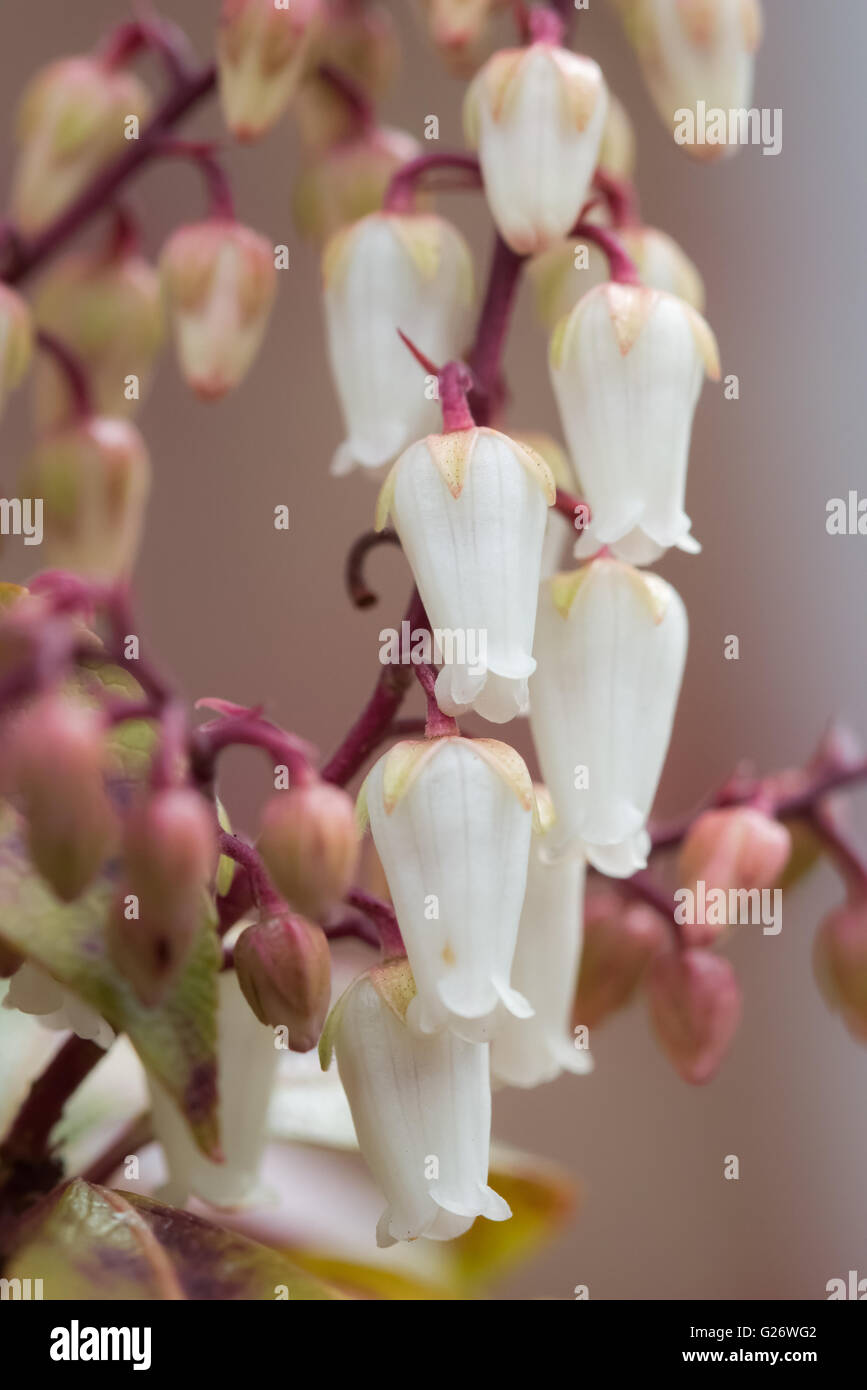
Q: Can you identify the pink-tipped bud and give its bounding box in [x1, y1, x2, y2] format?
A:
[0, 284, 34, 420]
[258, 781, 359, 920]
[13, 694, 117, 901]
[293, 125, 421, 245]
[574, 892, 666, 1029]
[160, 220, 277, 400]
[648, 948, 742, 1084]
[234, 911, 331, 1050]
[677, 807, 792, 945]
[814, 901, 867, 1043]
[33, 248, 164, 427]
[20, 417, 151, 581]
[421, 0, 497, 75]
[109, 788, 217, 1005]
[217, 0, 323, 142]
[11, 57, 152, 233]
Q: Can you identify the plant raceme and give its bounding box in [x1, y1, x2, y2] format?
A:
[2, 0, 861, 1284]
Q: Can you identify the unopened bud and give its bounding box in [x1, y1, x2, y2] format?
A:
[598, 92, 637, 179]
[109, 788, 217, 1004]
[574, 892, 666, 1028]
[161, 220, 277, 400]
[648, 948, 742, 1084]
[19, 417, 151, 580]
[293, 126, 421, 245]
[13, 694, 117, 901]
[11, 57, 152, 233]
[217, 0, 323, 142]
[33, 248, 164, 426]
[814, 901, 867, 1043]
[234, 912, 331, 1050]
[295, 1, 399, 148]
[0, 284, 34, 419]
[421, 0, 497, 75]
[258, 781, 359, 920]
[677, 807, 791, 944]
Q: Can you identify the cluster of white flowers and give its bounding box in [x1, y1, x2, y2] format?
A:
[311, 11, 755, 1248]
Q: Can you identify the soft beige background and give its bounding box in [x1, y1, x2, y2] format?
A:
[2, 1, 866, 1299]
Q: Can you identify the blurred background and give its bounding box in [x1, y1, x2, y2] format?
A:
[1, 0, 866, 1299]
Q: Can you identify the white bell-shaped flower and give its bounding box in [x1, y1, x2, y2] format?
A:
[358, 737, 536, 1041]
[376, 427, 555, 722]
[147, 970, 278, 1209]
[617, 0, 763, 158]
[550, 282, 720, 565]
[512, 431, 579, 580]
[463, 41, 608, 254]
[320, 957, 510, 1247]
[529, 560, 688, 877]
[491, 792, 593, 1089]
[323, 212, 474, 475]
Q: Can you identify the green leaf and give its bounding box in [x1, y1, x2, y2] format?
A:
[0, 805, 221, 1156]
[4, 1180, 346, 1300]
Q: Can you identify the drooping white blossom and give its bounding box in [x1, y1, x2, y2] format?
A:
[147, 970, 278, 1209]
[491, 791, 593, 1088]
[550, 282, 720, 565]
[376, 427, 555, 722]
[323, 212, 474, 475]
[463, 40, 608, 254]
[615, 0, 763, 157]
[529, 559, 688, 877]
[320, 957, 510, 1246]
[358, 737, 536, 1041]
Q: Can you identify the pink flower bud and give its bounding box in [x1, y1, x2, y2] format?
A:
[217, 0, 323, 142]
[13, 694, 117, 901]
[648, 948, 742, 1084]
[293, 126, 422, 246]
[234, 912, 331, 1049]
[677, 807, 791, 944]
[109, 788, 218, 1004]
[33, 248, 164, 427]
[258, 781, 359, 920]
[161, 220, 277, 400]
[0, 284, 34, 419]
[574, 892, 666, 1029]
[20, 417, 151, 581]
[814, 902, 867, 1043]
[421, 0, 497, 74]
[11, 57, 152, 233]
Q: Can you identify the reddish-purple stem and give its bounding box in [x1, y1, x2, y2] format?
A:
[384, 153, 482, 214]
[34, 331, 93, 420]
[571, 221, 641, 285]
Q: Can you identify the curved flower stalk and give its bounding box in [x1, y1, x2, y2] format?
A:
[160, 220, 278, 401]
[4, 960, 114, 1049]
[357, 737, 536, 1040]
[322, 211, 474, 474]
[530, 225, 704, 332]
[147, 970, 279, 1209]
[11, 56, 153, 233]
[376, 427, 554, 721]
[320, 957, 510, 1245]
[294, 2, 400, 147]
[32, 246, 165, 426]
[463, 40, 608, 254]
[529, 559, 688, 877]
[217, 0, 323, 142]
[550, 282, 720, 564]
[491, 790, 593, 1089]
[615, 0, 763, 157]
